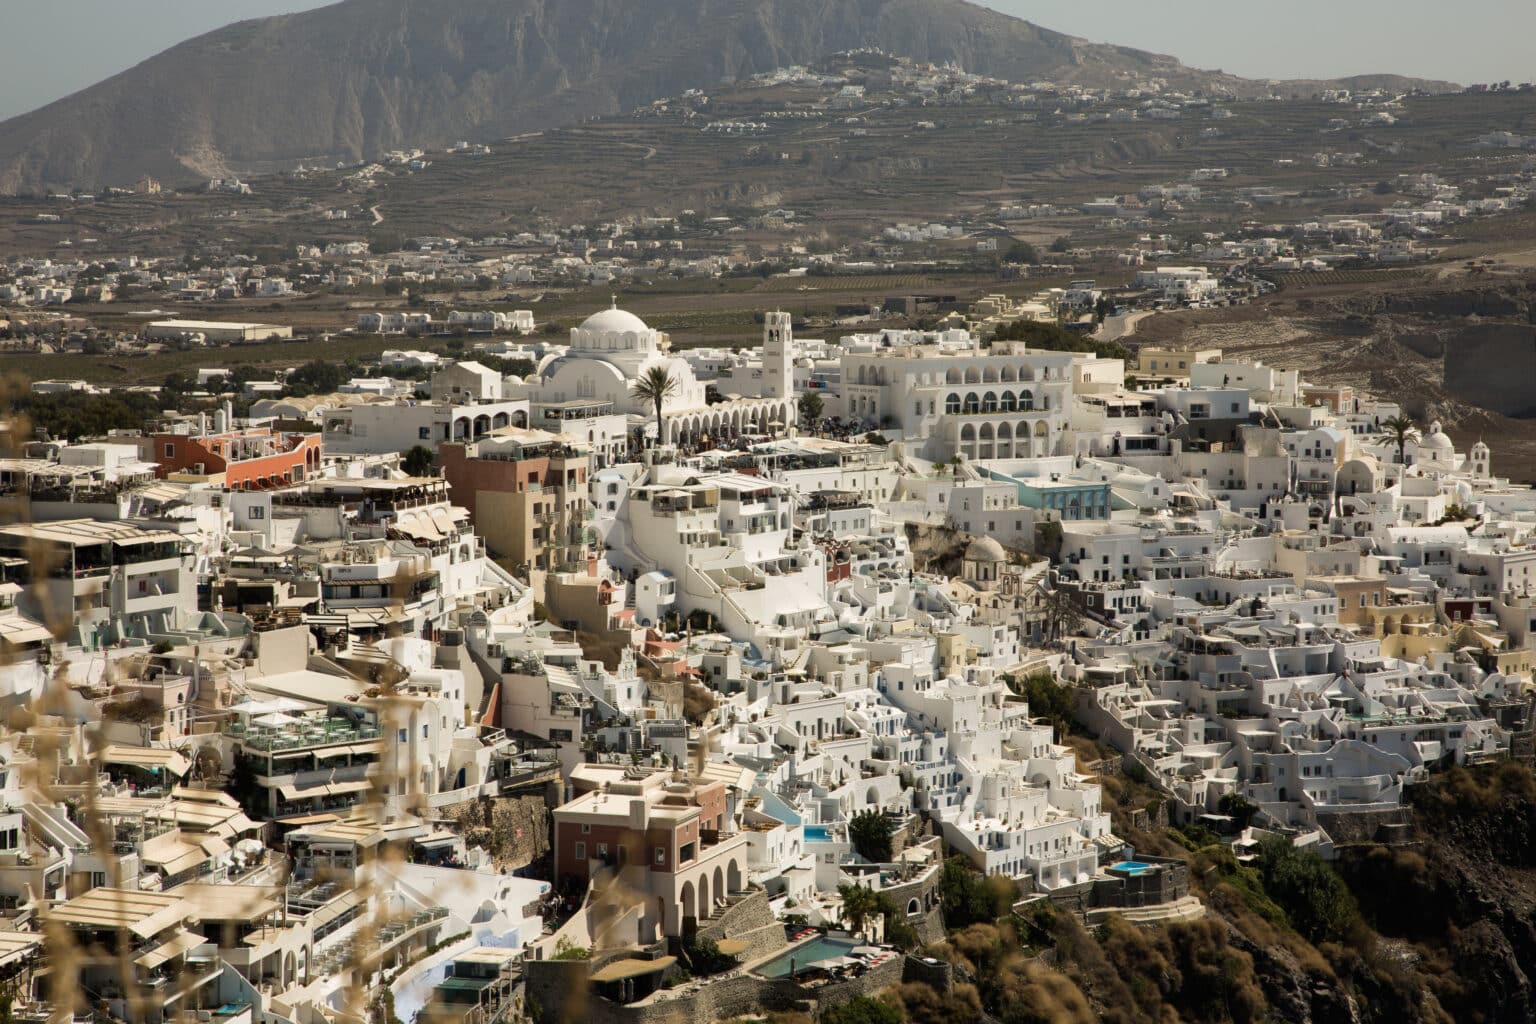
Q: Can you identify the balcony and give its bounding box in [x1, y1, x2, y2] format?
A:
[231, 716, 379, 751]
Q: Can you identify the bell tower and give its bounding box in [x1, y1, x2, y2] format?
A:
[763, 310, 793, 400]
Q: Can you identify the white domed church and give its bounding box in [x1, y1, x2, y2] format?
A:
[515, 304, 798, 448]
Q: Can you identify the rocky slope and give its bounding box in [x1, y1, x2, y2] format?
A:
[900, 759, 1536, 1024]
[0, 0, 1452, 194]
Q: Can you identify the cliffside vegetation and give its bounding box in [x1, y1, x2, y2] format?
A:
[870, 758, 1536, 1024]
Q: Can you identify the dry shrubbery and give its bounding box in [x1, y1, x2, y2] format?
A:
[926, 921, 1095, 1024]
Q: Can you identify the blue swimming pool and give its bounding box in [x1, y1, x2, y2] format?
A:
[804, 825, 832, 842]
[1109, 860, 1154, 875]
[755, 936, 862, 979]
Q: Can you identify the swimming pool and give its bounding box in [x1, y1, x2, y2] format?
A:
[804, 825, 832, 842]
[755, 936, 862, 978]
[1109, 860, 1154, 875]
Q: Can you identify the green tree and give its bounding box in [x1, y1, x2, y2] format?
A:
[837, 883, 883, 938]
[401, 445, 435, 476]
[1011, 672, 1077, 735]
[938, 856, 1017, 929]
[1381, 414, 1419, 466]
[848, 809, 895, 863]
[1048, 235, 1071, 253]
[823, 996, 903, 1024]
[1041, 585, 1087, 643]
[630, 365, 680, 449]
[798, 390, 824, 427]
[286, 359, 345, 397]
[1217, 791, 1259, 829]
[1258, 837, 1360, 944]
[1004, 240, 1039, 264]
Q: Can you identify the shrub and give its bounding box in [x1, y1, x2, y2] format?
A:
[1257, 838, 1361, 945]
[822, 995, 903, 1024]
[939, 857, 1017, 929]
[849, 809, 895, 863]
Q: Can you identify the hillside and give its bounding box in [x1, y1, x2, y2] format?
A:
[0, 0, 1451, 195]
[890, 755, 1536, 1024]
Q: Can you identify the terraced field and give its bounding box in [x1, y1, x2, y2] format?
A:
[5, 88, 1533, 259]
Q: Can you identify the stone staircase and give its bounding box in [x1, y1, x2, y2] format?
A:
[1085, 894, 1205, 926]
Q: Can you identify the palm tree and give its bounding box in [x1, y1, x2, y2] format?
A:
[798, 391, 824, 430]
[630, 366, 679, 449]
[837, 883, 882, 940]
[1381, 415, 1419, 465]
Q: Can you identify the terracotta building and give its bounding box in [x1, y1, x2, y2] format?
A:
[437, 430, 591, 570]
[153, 427, 321, 489]
[552, 764, 750, 939]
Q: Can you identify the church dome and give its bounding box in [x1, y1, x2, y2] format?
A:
[965, 536, 1007, 562]
[578, 307, 649, 335]
[1419, 421, 1453, 450]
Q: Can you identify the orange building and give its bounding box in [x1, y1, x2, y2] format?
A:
[153, 428, 321, 489]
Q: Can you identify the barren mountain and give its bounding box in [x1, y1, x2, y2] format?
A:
[0, 0, 1454, 195]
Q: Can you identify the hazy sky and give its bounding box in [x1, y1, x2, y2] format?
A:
[3, 0, 1532, 121]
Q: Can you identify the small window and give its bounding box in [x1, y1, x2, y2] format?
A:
[582, 823, 591, 834]
[419, 426, 431, 439]
[398, 728, 407, 743]
[574, 842, 585, 861]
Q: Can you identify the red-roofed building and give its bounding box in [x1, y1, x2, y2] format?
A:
[153, 427, 320, 489]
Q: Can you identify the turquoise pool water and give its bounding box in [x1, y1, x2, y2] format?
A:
[1110, 860, 1154, 875]
[755, 936, 862, 978]
[804, 825, 832, 842]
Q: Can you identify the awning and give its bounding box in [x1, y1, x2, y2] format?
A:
[0, 619, 54, 646]
[306, 890, 362, 932]
[281, 780, 371, 801]
[391, 513, 442, 542]
[325, 741, 382, 757]
[715, 939, 749, 956]
[142, 837, 212, 876]
[100, 746, 190, 778]
[429, 509, 458, 536]
[589, 956, 676, 983]
[134, 931, 207, 970]
[275, 812, 340, 826]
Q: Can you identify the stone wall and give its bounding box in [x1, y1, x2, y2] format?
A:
[901, 954, 953, 993]
[533, 942, 907, 1024]
[1316, 806, 1415, 847]
[694, 888, 785, 964]
[526, 957, 595, 1024]
[441, 793, 551, 869]
[908, 906, 946, 947]
[810, 956, 906, 1014]
[572, 972, 810, 1024]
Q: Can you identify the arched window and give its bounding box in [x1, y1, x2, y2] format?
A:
[1019, 390, 1034, 411]
[982, 392, 998, 413]
[1000, 391, 1016, 412]
[963, 392, 980, 414]
[945, 393, 961, 415]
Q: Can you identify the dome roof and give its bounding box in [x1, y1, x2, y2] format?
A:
[578, 306, 649, 335]
[1419, 422, 1453, 450]
[965, 536, 1007, 562]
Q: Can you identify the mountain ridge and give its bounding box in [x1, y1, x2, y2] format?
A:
[0, 0, 1458, 195]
